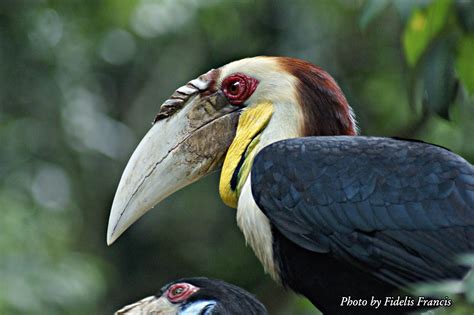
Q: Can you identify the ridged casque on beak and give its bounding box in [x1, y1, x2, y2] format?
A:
[107, 69, 240, 245]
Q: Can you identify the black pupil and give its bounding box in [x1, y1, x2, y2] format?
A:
[174, 288, 183, 295]
[229, 81, 240, 93]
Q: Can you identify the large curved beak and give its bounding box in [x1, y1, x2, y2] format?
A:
[107, 71, 239, 245]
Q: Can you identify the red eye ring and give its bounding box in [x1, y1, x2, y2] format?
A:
[221, 73, 259, 106]
[166, 283, 199, 303]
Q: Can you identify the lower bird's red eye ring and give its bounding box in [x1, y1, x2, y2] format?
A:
[166, 283, 199, 303]
[221, 73, 259, 106]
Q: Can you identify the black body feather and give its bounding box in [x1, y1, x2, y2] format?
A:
[251, 136, 474, 314]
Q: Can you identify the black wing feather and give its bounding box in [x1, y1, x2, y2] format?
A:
[251, 136, 474, 288]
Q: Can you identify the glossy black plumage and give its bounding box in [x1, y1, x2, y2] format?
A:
[252, 136, 473, 314]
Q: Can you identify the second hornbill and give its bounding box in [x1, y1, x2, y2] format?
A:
[115, 277, 267, 315]
[107, 57, 474, 314]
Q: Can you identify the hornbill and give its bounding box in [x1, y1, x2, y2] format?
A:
[107, 57, 474, 314]
[115, 277, 267, 315]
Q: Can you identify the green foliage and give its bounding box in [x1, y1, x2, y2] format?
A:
[456, 36, 474, 94]
[414, 255, 474, 314]
[403, 0, 452, 67]
[420, 36, 457, 119]
[359, 0, 390, 30]
[0, 192, 105, 314]
[398, 0, 474, 122]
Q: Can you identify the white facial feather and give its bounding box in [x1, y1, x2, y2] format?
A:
[219, 56, 299, 107]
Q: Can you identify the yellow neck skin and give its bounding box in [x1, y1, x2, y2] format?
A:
[219, 101, 274, 208]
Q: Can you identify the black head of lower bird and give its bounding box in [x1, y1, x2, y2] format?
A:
[107, 56, 474, 314]
[115, 277, 267, 315]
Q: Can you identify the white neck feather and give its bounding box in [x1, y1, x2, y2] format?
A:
[236, 100, 302, 282]
[237, 178, 279, 281]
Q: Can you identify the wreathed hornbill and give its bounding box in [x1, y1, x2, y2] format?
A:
[107, 57, 474, 314]
[115, 277, 267, 315]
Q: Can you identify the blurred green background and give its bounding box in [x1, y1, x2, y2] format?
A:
[1, 0, 473, 314]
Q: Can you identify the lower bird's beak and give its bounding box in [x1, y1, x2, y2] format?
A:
[107, 72, 239, 245]
[115, 295, 178, 315]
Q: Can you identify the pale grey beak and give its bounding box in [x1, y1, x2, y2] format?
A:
[115, 295, 178, 315]
[107, 72, 239, 245]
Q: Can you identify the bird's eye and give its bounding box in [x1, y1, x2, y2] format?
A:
[167, 283, 199, 303]
[172, 287, 184, 295]
[221, 73, 259, 106]
[228, 81, 240, 94]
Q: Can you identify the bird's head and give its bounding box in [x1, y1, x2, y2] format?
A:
[107, 56, 357, 244]
[115, 277, 267, 315]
